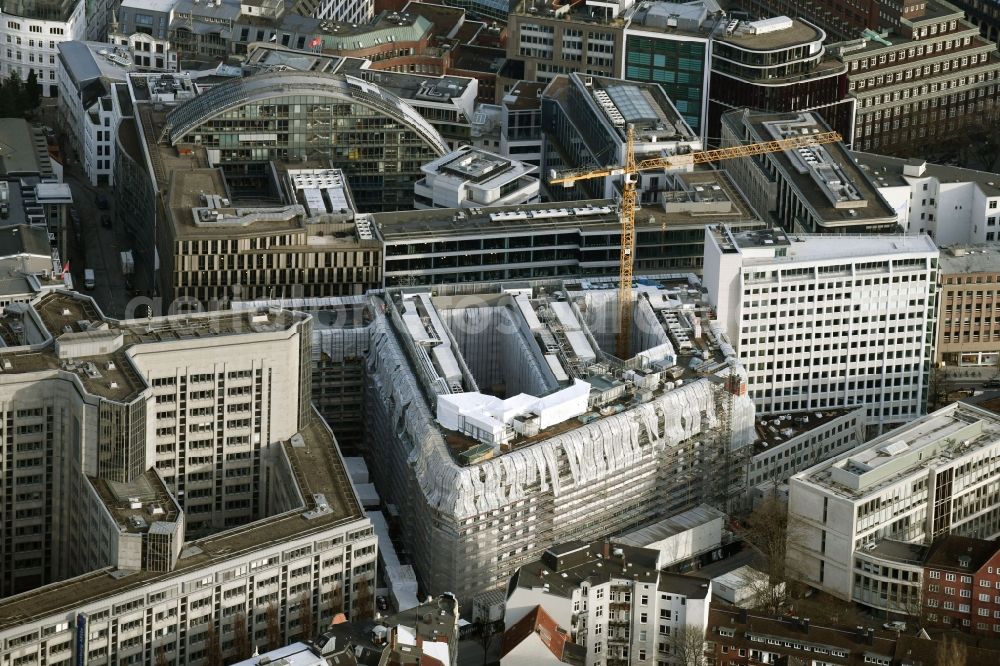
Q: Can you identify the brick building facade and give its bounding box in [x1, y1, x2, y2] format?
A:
[922, 535, 1000, 635]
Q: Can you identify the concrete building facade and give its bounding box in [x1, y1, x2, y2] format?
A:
[0, 290, 376, 665]
[56, 41, 131, 186]
[787, 402, 1000, 611]
[704, 224, 938, 429]
[375, 171, 762, 287]
[506, 0, 624, 86]
[747, 405, 867, 498]
[499, 80, 544, 168]
[856, 153, 1000, 245]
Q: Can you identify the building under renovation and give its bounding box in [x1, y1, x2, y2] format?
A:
[362, 277, 756, 605]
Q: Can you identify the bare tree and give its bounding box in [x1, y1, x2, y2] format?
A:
[233, 611, 251, 661]
[739, 565, 788, 616]
[297, 591, 315, 642]
[205, 621, 223, 666]
[936, 634, 968, 666]
[742, 494, 804, 606]
[475, 616, 498, 666]
[669, 623, 708, 666]
[155, 645, 169, 666]
[353, 577, 374, 620]
[928, 367, 958, 412]
[266, 601, 282, 652]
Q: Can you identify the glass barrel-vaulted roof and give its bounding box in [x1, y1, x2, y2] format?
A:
[165, 70, 448, 154]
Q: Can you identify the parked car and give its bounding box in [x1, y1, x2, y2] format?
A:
[83, 268, 96, 290]
[984, 379, 1000, 389]
[376, 595, 388, 612]
[100, 214, 112, 228]
[883, 621, 906, 632]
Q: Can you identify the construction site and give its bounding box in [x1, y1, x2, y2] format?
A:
[362, 275, 756, 604]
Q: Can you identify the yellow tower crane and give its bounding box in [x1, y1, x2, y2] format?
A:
[549, 126, 842, 359]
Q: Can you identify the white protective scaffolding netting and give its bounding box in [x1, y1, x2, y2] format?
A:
[438, 304, 557, 397]
[366, 309, 755, 521]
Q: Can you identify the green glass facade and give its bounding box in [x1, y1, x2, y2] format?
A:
[624, 35, 707, 134]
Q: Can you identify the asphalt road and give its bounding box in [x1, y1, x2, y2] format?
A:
[63, 169, 131, 318]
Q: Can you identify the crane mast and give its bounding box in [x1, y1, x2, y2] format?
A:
[550, 125, 842, 360]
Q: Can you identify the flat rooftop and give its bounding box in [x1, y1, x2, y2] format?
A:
[375, 171, 757, 241]
[503, 80, 544, 110]
[336, 58, 474, 103]
[512, 0, 628, 27]
[616, 504, 724, 548]
[516, 539, 712, 599]
[710, 224, 938, 265]
[244, 43, 341, 73]
[754, 407, 860, 452]
[626, 0, 718, 39]
[0, 291, 302, 403]
[939, 244, 1000, 274]
[864, 539, 928, 566]
[717, 17, 823, 50]
[0, 416, 363, 632]
[0, 119, 49, 177]
[577, 73, 695, 142]
[732, 111, 897, 227]
[90, 469, 179, 534]
[796, 402, 1000, 498]
[434, 147, 516, 181]
[854, 151, 1000, 198]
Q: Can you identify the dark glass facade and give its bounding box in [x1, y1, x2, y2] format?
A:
[624, 36, 707, 134]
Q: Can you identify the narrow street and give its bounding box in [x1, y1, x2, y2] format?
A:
[62, 167, 131, 318]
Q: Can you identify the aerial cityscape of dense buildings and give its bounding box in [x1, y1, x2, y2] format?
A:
[0, 0, 998, 663]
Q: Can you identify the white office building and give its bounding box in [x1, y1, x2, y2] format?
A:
[56, 41, 132, 185]
[856, 152, 1000, 245]
[0, 291, 376, 666]
[0, 0, 86, 96]
[505, 540, 713, 666]
[787, 402, 1000, 608]
[703, 224, 939, 429]
[413, 145, 539, 210]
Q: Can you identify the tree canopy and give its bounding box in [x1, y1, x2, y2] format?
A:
[0, 71, 41, 118]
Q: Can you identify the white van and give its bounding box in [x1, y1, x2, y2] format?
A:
[84, 269, 96, 290]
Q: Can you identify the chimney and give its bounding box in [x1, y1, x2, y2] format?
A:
[867, 628, 875, 645]
[802, 618, 810, 634]
[738, 608, 748, 624]
[855, 626, 866, 643]
[602, 539, 610, 559]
